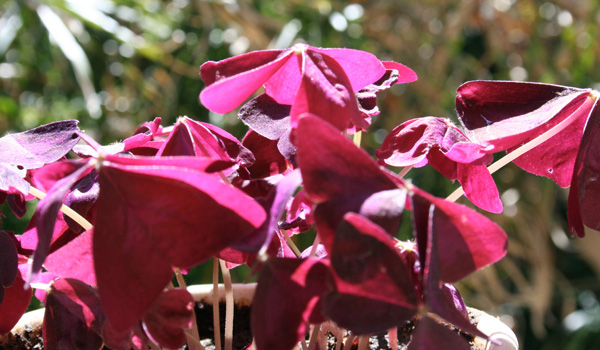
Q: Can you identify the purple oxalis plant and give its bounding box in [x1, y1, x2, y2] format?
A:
[0, 43, 593, 350]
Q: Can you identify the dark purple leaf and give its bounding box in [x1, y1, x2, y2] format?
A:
[456, 81, 590, 151]
[412, 189, 508, 283]
[230, 169, 303, 253]
[0, 262, 32, 334]
[241, 130, 289, 179]
[0, 230, 18, 304]
[355, 61, 418, 130]
[456, 81, 597, 188]
[0, 120, 80, 170]
[569, 100, 600, 236]
[94, 156, 266, 331]
[407, 316, 470, 350]
[142, 289, 194, 349]
[239, 94, 291, 141]
[296, 114, 406, 251]
[43, 278, 104, 350]
[62, 172, 98, 234]
[252, 257, 331, 350]
[377, 117, 501, 213]
[322, 213, 417, 333]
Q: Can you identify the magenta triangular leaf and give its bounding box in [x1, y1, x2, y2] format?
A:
[290, 51, 360, 131]
[44, 229, 96, 286]
[200, 49, 292, 113]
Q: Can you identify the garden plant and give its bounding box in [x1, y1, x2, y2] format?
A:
[1, 42, 599, 349]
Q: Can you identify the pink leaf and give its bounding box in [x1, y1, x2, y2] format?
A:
[290, 51, 360, 131]
[200, 49, 292, 113]
[44, 229, 96, 286]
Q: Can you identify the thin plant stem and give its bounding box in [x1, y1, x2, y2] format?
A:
[353, 131, 362, 147]
[343, 332, 356, 350]
[307, 324, 321, 350]
[299, 336, 308, 350]
[28, 185, 93, 231]
[446, 93, 597, 203]
[218, 259, 234, 350]
[335, 327, 344, 350]
[308, 235, 321, 258]
[388, 327, 398, 350]
[212, 258, 222, 350]
[174, 268, 202, 350]
[281, 229, 302, 257]
[357, 336, 369, 350]
[185, 331, 206, 350]
[397, 165, 413, 179]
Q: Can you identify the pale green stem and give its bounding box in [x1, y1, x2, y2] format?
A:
[357, 335, 369, 350]
[174, 268, 203, 350]
[307, 324, 321, 350]
[212, 258, 222, 350]
[308, 235, 321, 258]
[281, 229, 302, 257]
[28, 186, 93, 231]
[388, 328, 398, 350]
[397, 165, 413, 179]
[343, 332, 356, 350]
[218, 259, 234, 350]
[335, 327, 344, 350]
[446, 93, 598, 203]
[353, 131, 362, 147]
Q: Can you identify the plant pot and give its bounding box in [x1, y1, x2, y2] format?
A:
[0, 283, 519, 350]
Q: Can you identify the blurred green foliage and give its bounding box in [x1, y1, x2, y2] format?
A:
[2, 0, 600, 348]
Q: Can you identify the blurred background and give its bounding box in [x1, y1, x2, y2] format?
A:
[2, 0, 600, 348]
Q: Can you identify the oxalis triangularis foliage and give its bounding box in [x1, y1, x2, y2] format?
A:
[0, 43, 598, 349]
